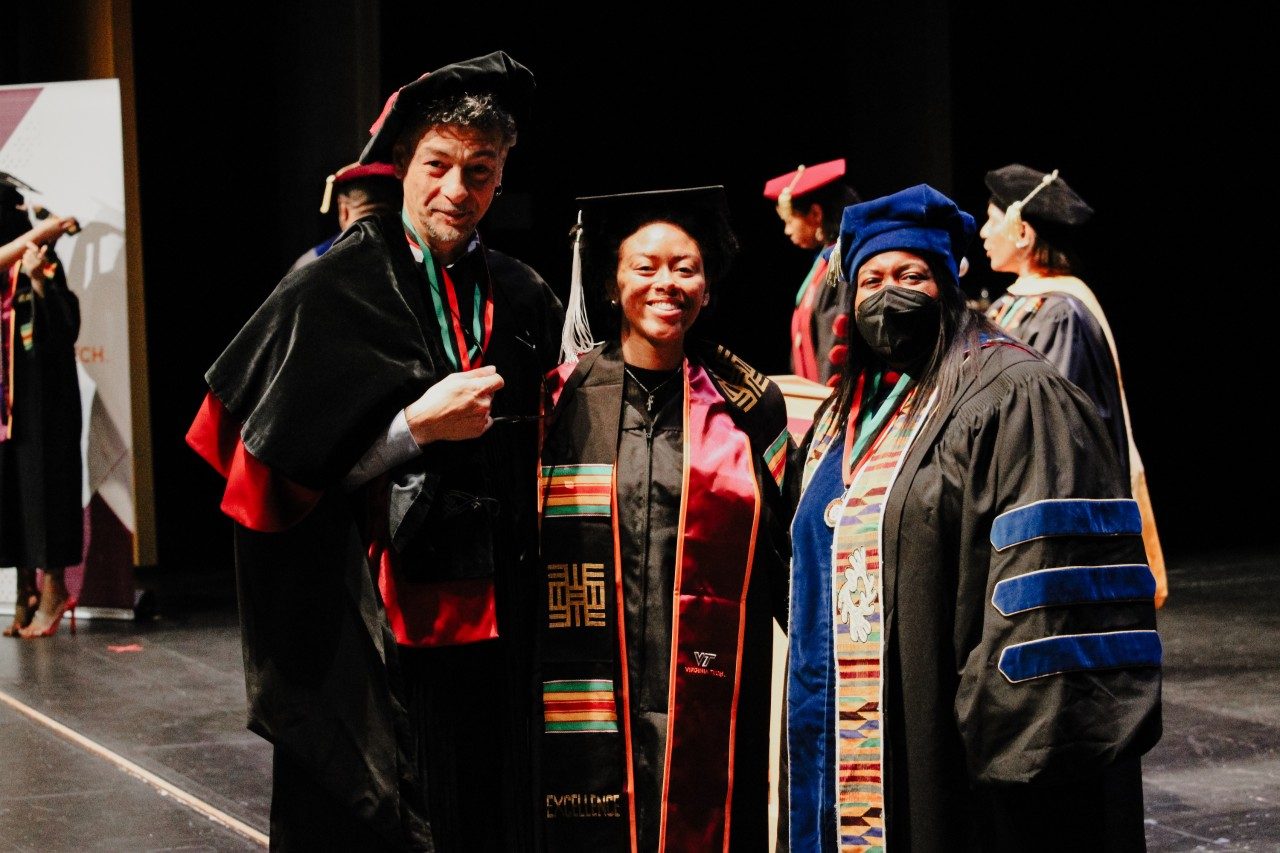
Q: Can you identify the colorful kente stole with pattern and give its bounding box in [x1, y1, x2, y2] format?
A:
[828, 382, 934, 853]
[537, 344, 765, 852]
[988, 294, 1047, 337]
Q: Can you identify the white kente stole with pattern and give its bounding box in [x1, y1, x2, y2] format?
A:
[830, 389, 934, 853]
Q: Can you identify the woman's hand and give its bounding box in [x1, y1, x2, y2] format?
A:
[30, 215, 77, 245]
[20, 241, 49, 296]
[1, 216, 78, 271]
[404, 365, 506, 446]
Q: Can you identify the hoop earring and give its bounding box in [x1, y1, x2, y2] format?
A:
[814, 225, 826, 244]
[495, 184, 504, 196]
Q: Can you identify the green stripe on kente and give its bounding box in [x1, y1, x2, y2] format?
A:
[545, 505, 610, 516]
[544, 680, 613, 693]
[546, 721, 619, 732]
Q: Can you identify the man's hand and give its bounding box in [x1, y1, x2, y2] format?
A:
[404, 365, 505, 446]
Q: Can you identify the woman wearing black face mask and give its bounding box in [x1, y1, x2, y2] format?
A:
[785, 185, 1162, 852]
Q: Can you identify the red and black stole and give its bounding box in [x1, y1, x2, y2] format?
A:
[537, 344, 764, 851]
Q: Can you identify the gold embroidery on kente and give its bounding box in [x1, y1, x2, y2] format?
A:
[548, 562, 607, 628]
[546, 792, 623, 818]
[710, 344, 767, 412]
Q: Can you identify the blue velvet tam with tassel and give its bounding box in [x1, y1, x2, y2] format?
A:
[836, 184, 975, 289]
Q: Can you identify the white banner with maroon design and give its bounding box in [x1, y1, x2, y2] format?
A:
[1, 78, 136, 616]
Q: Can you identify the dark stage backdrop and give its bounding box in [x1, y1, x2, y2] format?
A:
[115, 2, 1270, 578]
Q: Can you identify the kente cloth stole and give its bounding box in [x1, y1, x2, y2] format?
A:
[791, 252, 831, 379]
[538, 357, 762, 852]
[990, 295, 1045, 333]
[801, 369, 908, 492]
[829, 388, 934, 853]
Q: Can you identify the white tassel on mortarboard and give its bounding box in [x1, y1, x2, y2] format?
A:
[319, 172, 337, 214]
[1002, 168, 1059, 236]
[824, 232, 844, 288]
[559, 210, 597, 364]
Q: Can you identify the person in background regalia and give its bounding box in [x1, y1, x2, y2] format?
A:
[288, 159, 402, 273]
[980, 164, 1167, 607]
[0, 173, 83, 639]
[763, 159, 860, 387]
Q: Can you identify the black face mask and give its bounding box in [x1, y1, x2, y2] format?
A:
[854, 286, 941, 368]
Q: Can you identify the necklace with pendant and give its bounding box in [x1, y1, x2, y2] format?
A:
[624, 366, 681, 413]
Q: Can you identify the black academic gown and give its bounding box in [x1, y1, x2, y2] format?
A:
[539, 342, 792, 852]
[196, 213, 562, 852]
[794, 245, 851, 385]
[787, 342, 1161, 852]
[0, 253, 83, 570]
[621, 375, 789, 852]
[987, 291, 1128, 479]
[395, 239, 564, 853]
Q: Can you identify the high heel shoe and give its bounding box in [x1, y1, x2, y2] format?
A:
[19, 596, 77, 638]
[3, 589, 39, 637]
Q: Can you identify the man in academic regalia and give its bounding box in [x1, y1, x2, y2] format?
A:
[188, 51, 564, 851]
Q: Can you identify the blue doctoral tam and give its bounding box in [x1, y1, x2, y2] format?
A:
[839, 184, 975, 288]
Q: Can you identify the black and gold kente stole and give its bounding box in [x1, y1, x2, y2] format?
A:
[537, 345, 762, 851]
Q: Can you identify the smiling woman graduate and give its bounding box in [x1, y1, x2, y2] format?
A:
[537, 187, 795, 852]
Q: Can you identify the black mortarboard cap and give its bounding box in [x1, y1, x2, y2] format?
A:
[0, 171, 36, 240]
[560, 186, 738, 363]
[984, 164, 1094, 228]
[360, 51, 535, 165]
[0, 171, 38, 196]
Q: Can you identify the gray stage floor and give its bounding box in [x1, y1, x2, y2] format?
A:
[0, 548, 1276, 851]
